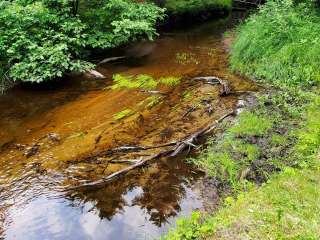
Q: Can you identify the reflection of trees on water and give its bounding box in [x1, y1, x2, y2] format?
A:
[68, 158, 203, 226]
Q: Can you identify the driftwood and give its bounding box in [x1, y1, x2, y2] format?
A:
[65, 150, 173, 190]
[86, 70, 106, 79]
[193, 76, 231, 96]
[63, 111, 235, 191]
[97, 56, 126, 66]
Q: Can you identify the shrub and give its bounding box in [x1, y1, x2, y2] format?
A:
[0, 0, 164, 84]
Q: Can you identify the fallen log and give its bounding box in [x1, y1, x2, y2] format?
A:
[193, 76, 231, 96]
[63, 111, 235, 191]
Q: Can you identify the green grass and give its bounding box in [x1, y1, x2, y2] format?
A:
[165, 95, 320, 239]
[228, 111, 272, 137]
[164, 0, 232, 15]
[165, 168, 320, 240]
[230, 0, 320, 87]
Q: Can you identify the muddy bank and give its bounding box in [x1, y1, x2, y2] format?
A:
[0, 14, 255, 239]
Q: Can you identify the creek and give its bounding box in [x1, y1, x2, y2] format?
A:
[0, 13, 255, 240]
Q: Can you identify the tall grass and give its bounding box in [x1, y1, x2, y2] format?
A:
[230, 0, 320, 87]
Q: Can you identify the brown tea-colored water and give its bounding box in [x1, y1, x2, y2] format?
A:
[0, 14, 255, 239]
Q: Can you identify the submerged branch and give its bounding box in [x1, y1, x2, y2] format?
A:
[63, 111, 235, 191]
[193, 76, 231, 96]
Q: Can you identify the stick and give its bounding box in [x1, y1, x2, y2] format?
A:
[193, 76, 231, 96]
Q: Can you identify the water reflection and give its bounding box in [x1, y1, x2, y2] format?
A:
[3, 159, 205, 240]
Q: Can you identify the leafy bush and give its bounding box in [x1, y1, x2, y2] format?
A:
[0, 0, 91, 83]
[79, 0, 164, 49]
[230, 0, 320, 87]
[0, 0, 164, 84]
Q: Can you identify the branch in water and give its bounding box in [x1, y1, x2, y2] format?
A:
[63, 111, 235, 192]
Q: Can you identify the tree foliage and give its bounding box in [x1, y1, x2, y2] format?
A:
[0, 0, 164, 83]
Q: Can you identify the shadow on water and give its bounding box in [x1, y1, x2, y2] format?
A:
[0, 12, 251, 240]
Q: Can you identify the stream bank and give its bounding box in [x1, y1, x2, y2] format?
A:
[165, 1, 320, 239]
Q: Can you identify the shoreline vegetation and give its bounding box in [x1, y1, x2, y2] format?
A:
[0, 0, 232, 92]
[164, 0, 320, 239]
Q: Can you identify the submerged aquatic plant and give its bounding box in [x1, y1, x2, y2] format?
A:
[112, 74, 181, 90]
[113, 109, 134, 120]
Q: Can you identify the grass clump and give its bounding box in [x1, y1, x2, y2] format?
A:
[228, 111, 272, 137]
[164, 0, 232, 15]
[230, 0, 320, 87]
[112, 74, 181, 90]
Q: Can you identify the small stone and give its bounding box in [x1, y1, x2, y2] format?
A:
[48, 133, 61, 142]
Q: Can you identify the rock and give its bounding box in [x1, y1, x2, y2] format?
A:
[24, 144, 40, 158]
